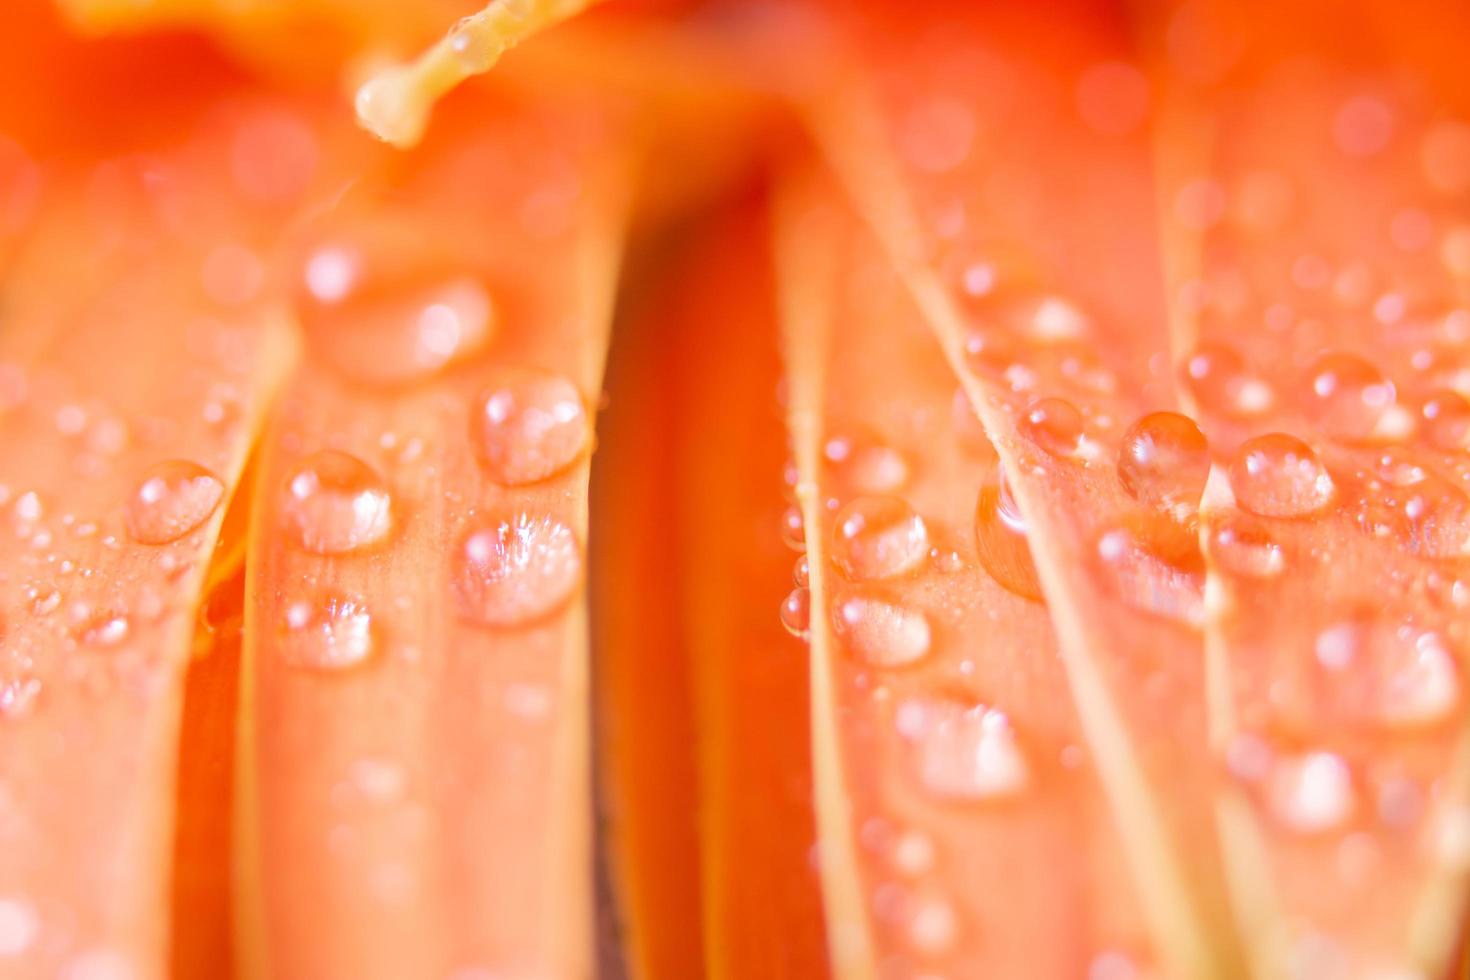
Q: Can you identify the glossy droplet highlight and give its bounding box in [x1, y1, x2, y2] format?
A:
[831, 497, 928, 580]
[1228, 433, 1334, 518]
[1182, 343, 1273, 418]
[1020, 397, 1085, 460]
[77, 610, 130, 648]
[1309, 618, 1461, 729]
[780, 505, 806, 551]
[278, 593, 374, 671]
[833, 595, 931, 667]
[780, 587, 811, 639]
[974, 470, 1044, 602]
[1266, 751, 1355, 835]
[472, 372, 589, 485]
[823, 433, 909, 494]
[1420, 389, 1470, 451]
[894, 697, 1028, 801]
[1118, 412, 1209, 516]
[1301, 352, 1395, 441]
[124, 460, 224, 545]
[451, 513, 582, 627]
[1095, 528, 1204, 628]
[1207, 517, 1285, 579]
[281, 451, 392, 555]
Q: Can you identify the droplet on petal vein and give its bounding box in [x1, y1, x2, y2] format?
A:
[124, 460, 224, 545]
[281, 451, 392, 554]
[472, 372, 589, 485]
[451, 513, 582, 627]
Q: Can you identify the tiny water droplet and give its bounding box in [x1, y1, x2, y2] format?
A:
[1182, 343, 1273, 417]
[780, 505, 807, 551]
[1228, 433, 1334, 518]
[974, 470, 1044, 601]
[78, 610, 130, 648]
[124, 460, 224, 545]
[823, 433, 909, 494]
[1301, 352, 1395, 441]
[832, 594, 931, 666]
[904, 890, 959, 956]
[893, 696, 1028, 801]
[0, 675, 40, 719]
[1420, 389, 1470, 451]
[471, 372, 589, 485]
[780, 587, 811, 639]
[1207, 516, 1286, 578]
[278, 592, 374, 670]
[281, 451, 392, 555]
[793, 554, 810, 588]
[1118, 412, 1209, 516]
[451, 513, 582, 627]
[831, 497, 929, 580]
[1020, 397, 1085, 461]
[1266, 750, 1355, 835]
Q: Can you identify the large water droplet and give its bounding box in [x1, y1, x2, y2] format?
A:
[124, 460, 224, 546]
[471, 372, 589, 485]
[1182, 343, 1273, 418]
[893, 696, 1028, 801]
[278, 593, 374, 670]
[1301, 352, 1395, 441]
[451, 513, 582, 627]
[831, 497, 928, 581]
[1228, 433, 1334, 518]
[1020, 397, 1086, 461]
[281, 451, 392, 555]
[974, 470, 1044, 601]
[1266, 750, 1355, 835]
[780, 587, 811, 639]
[1118, 412, 1210, 517]
[832, 594, 931, 667]
[299, 251, 495, 386]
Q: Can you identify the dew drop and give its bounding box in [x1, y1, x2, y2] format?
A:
[124, 460, 224, 546]
[78, 610, 130, 648]
[832, 595, 931, 667]
[1420, 389, 1470, 451]
[831, 497, 929, 580]
[904, 891, 959, 956]
[1228, 433, 1334, 518]
[793, 554, 810, 588]
[1308, 618, 1461, 729]
[1118, 412, 1210, 516]
[1266, 751, 1355, 835]
[0, 896, 38, 956]
[780, 505, 806, 551]
[0, 675, 40, 719]
[893, 696, 1028, 801]
[974, 470, 1044, 602]
[280, 451, 392, 555]
[1207, 516, 1286, 579]
[823, 433, 909, 494]
[1182, 343, 1273, 418]
[299, 257, 495, 386]
[471, 372, 589, 485]
[450, 513, 582, 627]
[1020, 397, 1086, 460]
[278, 592, 374, 671]
[780, 587, 811, 639]
[1301, 352, 1395, 441]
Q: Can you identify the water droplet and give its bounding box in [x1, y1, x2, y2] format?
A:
[1020, 397, 1085, 460]
[1301, 352, 1395, 441]
[12, 491, 42, 524]
[974, 471, 1044, 601]
[0, 675, 40, 719]
[1228, 433, 1334, 518]
[1207, 516, 1286, 579]
[28, 585, 61, 615]
[1420, 389, 1470, 451]
[1307, 618, 1461, 729]
[780, 587, 811, 639]
[831, 497, 929, 580]
[451, 513, 582, 627]
[1095, 527, 1204, 627]
[281, 451, 392, 555]
[278, 592, 374, 670]
[780, 505, 806, 551]
[832, 595, 931, 667]
[124, 460, 224, 546]
[889, 828, 936, 877]
[1182, 343, 1273, 417]
[471, 372, 589, 485]
[904, 890, 959, 956]
[299, 256, 495, 386]
[348, 757, 405, 803]
[1118, 412, 1210, 516]
[1347, 453, 1470, 558]
[0, 896, 38, 956]
[793, 554, 810, 588]
[823, 433, 909, 494]
[1266, 750, 1355, 835]
[893, 696, 1028, 801]
[78, 611, 130, 648]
